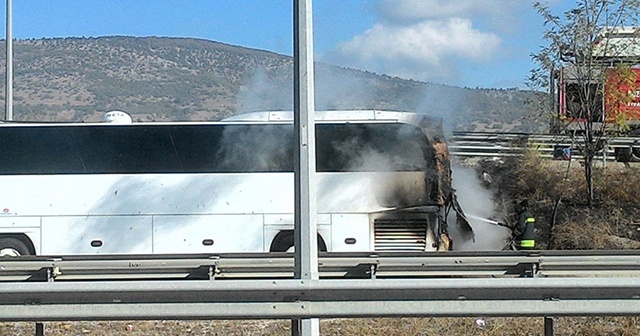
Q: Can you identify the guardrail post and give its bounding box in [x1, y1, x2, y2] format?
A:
[35, 322, 44, 336]
[530, 263, 538, 278]
[531, 261, 553, 335]
[518, 262, 539, 278]
[544, 316, 554, 336]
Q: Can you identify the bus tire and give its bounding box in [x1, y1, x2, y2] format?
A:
[0, 237, 31, 257]
[615, 148, 632, 163]
[269, 231, 327, 252]
[632, 147, 640, 161]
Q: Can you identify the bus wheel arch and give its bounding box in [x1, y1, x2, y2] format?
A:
[0, 235, 34, 256]
[269, 231, 327, 252]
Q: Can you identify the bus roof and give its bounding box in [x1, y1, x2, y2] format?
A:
[222, 110, 433, 123]
[0, 110, 441, 128]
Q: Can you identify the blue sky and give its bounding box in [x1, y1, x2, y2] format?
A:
[4, 0, 572, 89]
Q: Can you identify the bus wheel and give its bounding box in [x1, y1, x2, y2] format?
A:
[0, 237, 31, 257]
[615, 148, 632, 163]
[270, 232, 327, 252]
[632, 147, 640, 161]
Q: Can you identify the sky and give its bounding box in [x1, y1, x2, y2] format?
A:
[3, 0, 573, 89]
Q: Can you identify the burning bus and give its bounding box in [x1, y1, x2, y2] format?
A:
[0, 110, 469, 256]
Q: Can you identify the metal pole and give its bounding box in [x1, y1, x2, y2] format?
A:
[5, 0, 13, 121]
[293, 0, 318, 335]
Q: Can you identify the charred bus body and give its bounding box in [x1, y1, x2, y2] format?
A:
[0, 110, 467, 256]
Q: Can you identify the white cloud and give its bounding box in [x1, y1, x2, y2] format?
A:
[319, 0, 525, 84]
[378, 0, 477, 22]
[378, 0, 520, 25]
[326, 17, 501, 84]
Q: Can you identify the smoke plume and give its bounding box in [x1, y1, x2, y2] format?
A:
[449, 165, 510, 250]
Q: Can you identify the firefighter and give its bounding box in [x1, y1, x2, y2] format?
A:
[513, 200, 535, 250]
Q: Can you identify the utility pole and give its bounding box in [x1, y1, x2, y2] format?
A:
[5, 0, 12, 121]
[292, 0, 318, 335]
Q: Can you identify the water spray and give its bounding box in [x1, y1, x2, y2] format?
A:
[466, 214, 511, 228]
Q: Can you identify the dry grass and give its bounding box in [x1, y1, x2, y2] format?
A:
[475, 153, 640, 249]
[3, 317, 640, 335]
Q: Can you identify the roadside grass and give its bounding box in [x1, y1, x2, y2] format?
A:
[475, 152, 640, 249]
[3, 317, 640, 335]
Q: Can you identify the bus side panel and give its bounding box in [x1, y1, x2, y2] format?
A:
[330, 214, 371, 252]
[317, 172, 427, 212]
[152, 215, 263, 253]
[0, 217, 39, 228]
[40, 216, 152, 255]
[3, 173, 425, 215]
[0, 174, 293, 216]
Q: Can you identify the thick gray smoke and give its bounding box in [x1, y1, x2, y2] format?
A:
[449, 165, 510, 250]
[406, 77, 507, 250]
[233, 62, 501, 251]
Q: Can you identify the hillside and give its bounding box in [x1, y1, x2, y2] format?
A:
[0, 36, 540, 131]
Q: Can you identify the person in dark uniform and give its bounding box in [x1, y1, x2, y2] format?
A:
[513, 200, 535, 250]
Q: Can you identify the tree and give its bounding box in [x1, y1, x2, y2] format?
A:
[529, 0, 640, 207]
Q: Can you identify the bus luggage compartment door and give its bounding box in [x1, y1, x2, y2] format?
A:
[153, 214, 264, 254]
[41, 216, 152, 255]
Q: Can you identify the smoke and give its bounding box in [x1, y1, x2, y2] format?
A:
[449, 165, 510, 250]
[232, 63, 498, 251]
[235, 67, 292, 113]
[318, 123, 432, 211]
[314, 66, 376, 111]
[415, 85, 467, 133]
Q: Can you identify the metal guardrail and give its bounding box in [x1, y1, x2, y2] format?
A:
[448, 131, 640, 160]
[0, 251, 640, 285]
[0, 252, 529, 281]
[1, 251, 640, 320]
[0, 278, 639, 320]
[3, 251, 640, 282]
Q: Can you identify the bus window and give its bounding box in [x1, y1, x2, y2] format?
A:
[316, 123, 430, 172]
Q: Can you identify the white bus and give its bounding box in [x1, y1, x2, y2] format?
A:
[0, 110, 461, 256]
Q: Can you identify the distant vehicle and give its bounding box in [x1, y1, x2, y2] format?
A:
[552, 27, 640, 161]
[0, 110, 466, 256]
